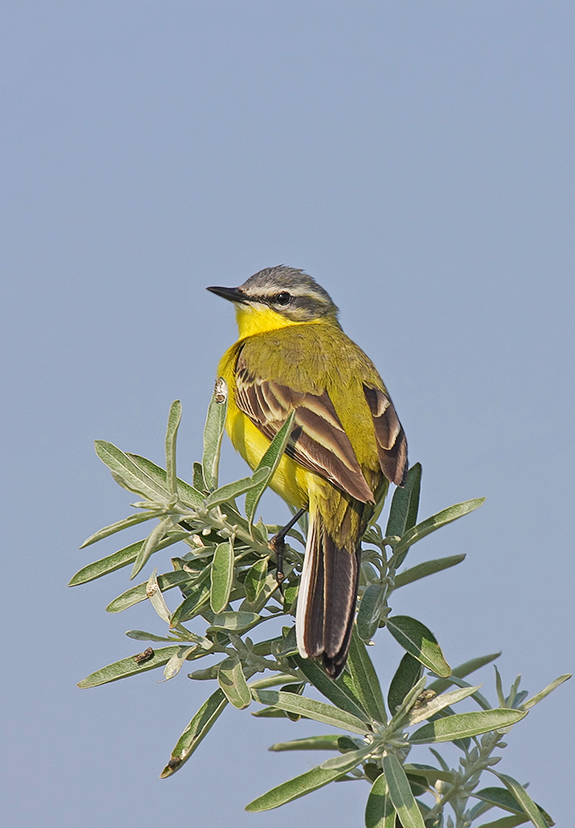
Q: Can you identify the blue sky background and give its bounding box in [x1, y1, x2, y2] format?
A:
[1, 3, 573, 826]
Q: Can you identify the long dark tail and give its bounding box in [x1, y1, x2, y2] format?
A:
[296, 509, 361, 679]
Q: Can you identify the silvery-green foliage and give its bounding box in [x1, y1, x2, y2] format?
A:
[72, 394, 569, 827]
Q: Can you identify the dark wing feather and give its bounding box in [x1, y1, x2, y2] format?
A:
[363, 385, 408, 486]
[235, 352, 374, 503]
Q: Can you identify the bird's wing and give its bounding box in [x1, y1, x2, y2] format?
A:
[235, 352, 375, 503]
[363, 385, 408, 486]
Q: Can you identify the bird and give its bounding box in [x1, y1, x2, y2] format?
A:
[207, 266, 407, 678]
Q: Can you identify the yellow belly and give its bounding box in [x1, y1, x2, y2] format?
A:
[226, 399, 310, 510]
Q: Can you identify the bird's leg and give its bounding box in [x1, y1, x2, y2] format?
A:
[269, 507, 307, 589]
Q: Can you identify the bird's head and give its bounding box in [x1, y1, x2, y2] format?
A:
[207, 265, 340, 338]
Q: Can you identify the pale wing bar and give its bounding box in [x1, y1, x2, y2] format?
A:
[363, 385, 408, 486]
[235, 355, 374, 503]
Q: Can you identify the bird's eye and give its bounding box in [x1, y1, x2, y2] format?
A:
[275, 292, 291, 306]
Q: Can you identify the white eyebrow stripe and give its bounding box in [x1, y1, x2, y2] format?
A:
[243, 286, 327, 301]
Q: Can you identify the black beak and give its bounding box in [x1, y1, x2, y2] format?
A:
[206, 285, 250, 304]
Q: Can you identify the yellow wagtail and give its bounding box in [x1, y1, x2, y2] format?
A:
[208, 266, 407, 677]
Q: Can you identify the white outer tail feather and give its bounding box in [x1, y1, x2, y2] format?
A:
[295, 511, 317, 658]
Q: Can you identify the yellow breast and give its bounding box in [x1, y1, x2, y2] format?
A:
[217, 341, 311, 509]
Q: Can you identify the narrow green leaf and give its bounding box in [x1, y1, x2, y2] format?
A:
[403, 764, 454, 784]
[320, 742, 372, 770]
[386, 462, 422, 539]
[188, 663, 222, 681]
[250, 706, 288, 719]
[388, 653, 424, 715]
[269, 735, 341, 752]
[249, 673, 300, 690]
[383, 753, 426, 828]
[70, 532, 189, 586]
[490, 772, 551, 828]
[335, 669, 369, 717]
[473, 787, 536, 816]
[244, 557, 269, 603]
[78, 645, 183, 688]
[94, 440, 167, 499]
[106, 570, 194, 613]
[203, 610, 260, 631]
[146, 569, 171, 623]
[80, 511, 159, 549]
[388, 676, 427, 725]
[202, 384, 228, 491]
[252, 517, 269, 543]
[292, 653, 370, 721]
[193, 461, 208, 493]
[494, 665, 506, 707]
[210, 541, 234, 613]
[205, 466, 269, 508]
[431, 674, 493, 711]
[174, 545, 217, 570]
[245, 411, 296, 526]
[409, 709, 526, 744]
[365, 772, 396, 828]
[386, 616, 451, 678]
[408, 685, 482, 725]
[169, 577, 211, 626]
[521, 674, 571, 711]
[160, 688, 228, 777]
[347, 629, 387, 722]
[165, 400, 182, 494]
[163, 645, 197, 680]
[357, 584, 386, 642]
[218, 655, 251, 709]
[428, 747, 450, 772]
[473, 816, 528, 828]
[125, 630, 178, 642]
[245, 753, 363, 812]
[251, 689, 369, 735]
[394, 498, 485, 559]
[428, 652, 501, 694]
[281, 584, 298, 613]
[507, 674, 523, 708]
[126, 453, 205, 509]
[393, 555, 466, 589]
[240, 570, 280, 613]
[130, 515, 179, 579]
